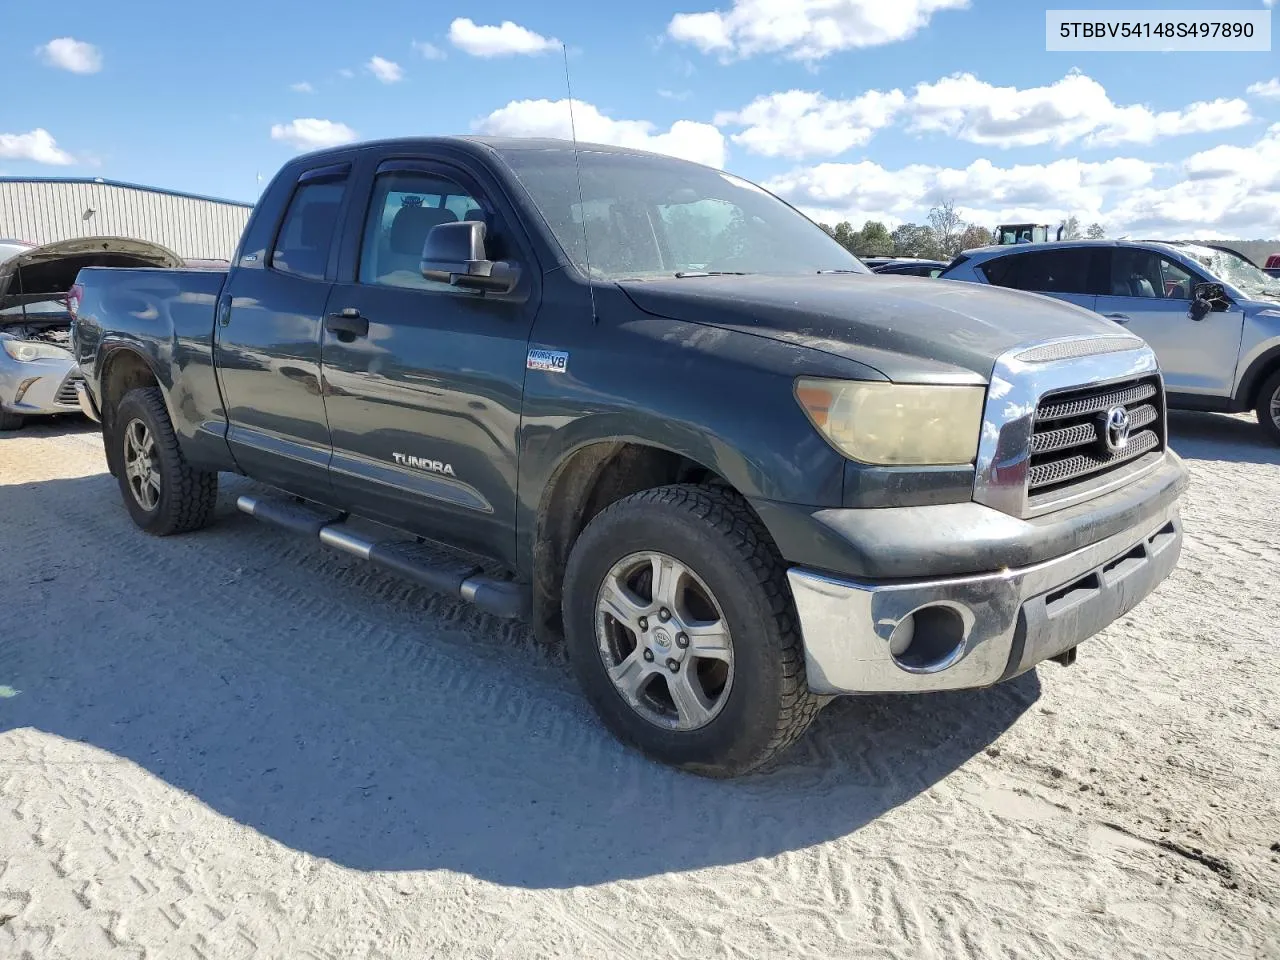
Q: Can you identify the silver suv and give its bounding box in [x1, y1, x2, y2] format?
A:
[940, 240, 1280, 444]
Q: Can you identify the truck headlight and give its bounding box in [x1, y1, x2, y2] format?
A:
[2, 339, 68, 362]
[795, 379, 986, 465]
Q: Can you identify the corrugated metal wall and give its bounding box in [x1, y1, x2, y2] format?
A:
[0, 180, 253, 261]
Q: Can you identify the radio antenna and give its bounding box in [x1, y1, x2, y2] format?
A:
[563, 43, 598, 323]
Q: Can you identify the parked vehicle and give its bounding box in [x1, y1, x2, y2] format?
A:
[871, 258, 948, 277]
[71, 137, 1187, 776]
[1264, 254, 1280, 280]
[941, 240, 1280, 444]
[994, 223, 1064, 245]
[0, 237, 184, 430]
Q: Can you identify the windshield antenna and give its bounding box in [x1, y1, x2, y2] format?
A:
[563, 43, 598, 324]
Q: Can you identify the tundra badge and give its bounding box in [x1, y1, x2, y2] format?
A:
[393, 453, 456, 477]
[527, 348, 569, 373]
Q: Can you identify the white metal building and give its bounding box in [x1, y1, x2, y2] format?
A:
[0, 177, 253, 261]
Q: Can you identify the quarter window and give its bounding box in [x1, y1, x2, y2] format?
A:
[271, 177, 347, 280]
[359, 171, 484, 291]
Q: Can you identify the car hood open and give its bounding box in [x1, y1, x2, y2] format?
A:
[0, 236, 184, 314]
[619, 272, 1134, 381]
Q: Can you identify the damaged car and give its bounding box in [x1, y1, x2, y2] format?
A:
[0, 237, 184, 430]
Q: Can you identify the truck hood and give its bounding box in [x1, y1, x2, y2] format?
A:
[619, 273, 1132, 381]
[0, 237, 184, 315]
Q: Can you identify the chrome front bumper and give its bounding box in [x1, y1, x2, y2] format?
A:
[788, 500, 1182, 695]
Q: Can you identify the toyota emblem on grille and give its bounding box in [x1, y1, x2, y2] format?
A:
[1098, 405, 1132, 453]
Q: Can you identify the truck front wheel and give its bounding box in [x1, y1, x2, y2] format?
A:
[1257, 368, 1280, 446]
[111, 386, 218, 535]
[563, 484, 823, 777]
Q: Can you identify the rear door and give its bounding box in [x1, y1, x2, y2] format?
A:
[215, 161, 351, 499]
[978, 247, 1102, 313]
[1094, 247, 1245, 397]
[319, 155, 539, 565]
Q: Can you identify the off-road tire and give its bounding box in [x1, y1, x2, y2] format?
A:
[563, 483, 824, 777]
[0, 409, 23, 431]
[112, 386, 218, 535]
[1256, 369, 1280, 447]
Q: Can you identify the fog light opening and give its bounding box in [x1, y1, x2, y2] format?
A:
[889, 605, 967, 672]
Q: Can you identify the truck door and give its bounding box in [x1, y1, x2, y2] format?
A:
[320, 157, 539, 565]
[215, 161, 351, 500]
[1094, 247, 1244, 398]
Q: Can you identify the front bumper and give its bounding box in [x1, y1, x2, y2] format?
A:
[788, 496, 1183, 696]
[0, 354, 82, 418]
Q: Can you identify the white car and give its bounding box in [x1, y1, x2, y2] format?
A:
[0, 237, 184, 430]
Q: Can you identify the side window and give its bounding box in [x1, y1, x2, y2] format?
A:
[271, 177, 347, 280]
[1109, 249, 1163, 299]
[1158, 257, 1195, 300]
[982, 249, 1093, 294]
[359, 171, 484, 291]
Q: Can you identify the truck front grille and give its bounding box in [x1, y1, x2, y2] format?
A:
[55, 375, 82, 407]
[1027, 377, 1164, 499]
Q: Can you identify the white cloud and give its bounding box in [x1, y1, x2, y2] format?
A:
[37, 37, 102, 74]
[909, 72, 1251, 149]
[1247, 78, 1280, 99]
[767, 124, 1280, 239]
[413, 40, 446, 60]
[449, 18, 559, 57]
[474, 99, 727, 168]
[715, 89, 906, 159]
[290, 81, 314, 93]
[0, 128, 75, 165]
[367, 56, 404, 83]
[338, 68, 355, 79]
[270, 118, 358, 151]
[668, 0, 969, 61]
[659, 89, 692, 101]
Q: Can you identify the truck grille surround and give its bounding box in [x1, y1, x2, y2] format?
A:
[973, 337, 1167, 519]
[1028, 377, 1165, 497]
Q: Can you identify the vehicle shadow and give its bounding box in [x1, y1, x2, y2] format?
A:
[0, 471, 1038, 889]
[1166, 410, 1280, 466]
[0, 413, 95, 440]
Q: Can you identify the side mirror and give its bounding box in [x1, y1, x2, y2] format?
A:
[1191, 281, 1228, 319]
[421, 220, 519, 294]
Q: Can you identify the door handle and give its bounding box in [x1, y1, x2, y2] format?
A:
[325, 308, 369, 338]
[1103, 313, 1130, 324]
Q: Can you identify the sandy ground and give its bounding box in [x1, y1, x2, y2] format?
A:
[0, 411, 1277, 959]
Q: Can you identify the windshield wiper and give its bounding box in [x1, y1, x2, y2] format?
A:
[673, 270, 750, 278]
[816, 269, 863, 274]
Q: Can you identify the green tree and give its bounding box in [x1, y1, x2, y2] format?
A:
[1061, 215, 1083, 240]
[853, 220, 893, 257]
[1086, 222, 1106, 239]
[831, 221, 858, 252]
[891, 222, 942, 259]
[818, 222, 837, 238]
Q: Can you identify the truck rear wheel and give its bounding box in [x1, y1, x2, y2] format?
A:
[1257, 369, 1280, 446]
[562, 484, 823, 777]
[111, 387, 218, 535]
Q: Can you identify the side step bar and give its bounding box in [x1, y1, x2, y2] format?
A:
[236, 495, 529, 620]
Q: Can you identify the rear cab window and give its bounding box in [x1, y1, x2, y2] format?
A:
[980, 249, 1098, 295]
[271, 165, 350, 280]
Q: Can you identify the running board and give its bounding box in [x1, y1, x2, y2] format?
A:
[236, 494, 529, 620]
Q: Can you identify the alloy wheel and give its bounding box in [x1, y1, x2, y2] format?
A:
[595, 551, 735, 731]
[123, 418, 161, 511]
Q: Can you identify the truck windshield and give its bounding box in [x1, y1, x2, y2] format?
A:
[498, 147, 868, 280]
[1178, 244, 1280, 301]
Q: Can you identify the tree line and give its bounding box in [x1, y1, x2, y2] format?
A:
[818, 201, 1107, 261]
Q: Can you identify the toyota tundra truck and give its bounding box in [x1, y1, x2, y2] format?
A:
[70, 137, 1188, 777]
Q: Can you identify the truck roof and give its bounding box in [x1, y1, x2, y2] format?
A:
[289, 135, 720, 169]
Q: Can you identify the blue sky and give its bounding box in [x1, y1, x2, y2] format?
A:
[3, 0, 1278, 237]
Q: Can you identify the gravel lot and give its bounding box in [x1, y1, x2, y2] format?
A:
[1, 412, 1277, 959]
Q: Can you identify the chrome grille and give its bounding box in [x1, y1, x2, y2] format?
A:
[55, 376, 82, 406]
[1027, 376, 1164, 498]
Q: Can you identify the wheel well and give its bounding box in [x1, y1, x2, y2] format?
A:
[531, 442, 732, 642]
[99, 351, 159, 473]
[1245, 354, 1280, 410]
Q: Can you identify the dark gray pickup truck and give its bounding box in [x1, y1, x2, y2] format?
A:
[70, 137, 1188, 776]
